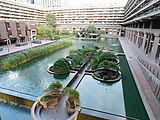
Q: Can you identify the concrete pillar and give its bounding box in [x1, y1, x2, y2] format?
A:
[142, 22, 145, 28]
[130, 30, 132, 40]
[130, 31, 133, 42]
[141, 32, 147, 52]
[137, 22, 140, 28]
[136, 31, 140, 46]
[151, 35, 160, 60]
[150, 21, 153, 29]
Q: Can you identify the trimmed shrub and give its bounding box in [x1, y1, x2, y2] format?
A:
[98, 60, 119, 71]
[50, 58, 70, 74]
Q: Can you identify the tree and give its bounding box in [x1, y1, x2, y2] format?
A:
[86, 25, 96, 33]
[46, 13, 56, 28]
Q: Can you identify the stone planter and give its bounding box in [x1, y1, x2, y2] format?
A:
[92, 68, 122, 82]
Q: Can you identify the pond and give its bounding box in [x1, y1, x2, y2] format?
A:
[0, 38, 121, 97]
[0, 38, 149, 120]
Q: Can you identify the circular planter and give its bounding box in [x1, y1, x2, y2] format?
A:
[47, 66, 70, 75]
[92, 68, 122, 82]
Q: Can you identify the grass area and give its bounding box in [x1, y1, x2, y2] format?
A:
[0, 41, 73, 70]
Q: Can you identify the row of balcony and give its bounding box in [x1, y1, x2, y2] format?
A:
[125, 0, 159, 21]
[124, 4, 160, 24]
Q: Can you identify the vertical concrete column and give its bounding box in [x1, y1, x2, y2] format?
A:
[129, 30, 131, 41]
[142, 21, 145, 28]
[127, 30, 129, 38]
[151, 35, 160, 60]
[130, 30, 133, 42]
[141, 32, 147, 52]
[128, 30, 130, 40]
[136, 31, 140, 46]
[149, 21, 153, 29]
[131, 31, 135, 42]
[119, 29, 121, 36]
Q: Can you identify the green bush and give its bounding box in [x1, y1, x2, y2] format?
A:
[0, 41, 73, 70]
[48, 81, 62, 89]
[51, 58, 70, 74]
[62, 87, 80, 103]
[40, 96, 50, 102]
[99, 52, 117, 62]
[98, 60, 119, 71]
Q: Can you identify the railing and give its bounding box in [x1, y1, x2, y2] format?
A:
[138, 57, 160, 81]
[138, 56, 160, 102]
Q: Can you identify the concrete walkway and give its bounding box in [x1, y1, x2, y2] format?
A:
[0, 40, 55, 57]
[119, 37, 160, 120]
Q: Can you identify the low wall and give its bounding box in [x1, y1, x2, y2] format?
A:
[0, 87, 36, 107]
[138, 60, 160, 103]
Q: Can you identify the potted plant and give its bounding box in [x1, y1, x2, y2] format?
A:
[62, 87, 80, 114]
[40, 81, 63, 108]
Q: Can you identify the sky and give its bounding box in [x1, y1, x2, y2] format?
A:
[68, 0, 128, 7]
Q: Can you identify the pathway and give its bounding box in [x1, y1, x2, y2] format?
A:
[119, 37, 160, 120]
[0, 40, 55, 57]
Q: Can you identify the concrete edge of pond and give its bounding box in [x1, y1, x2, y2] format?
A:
[0, 87, 36, 107]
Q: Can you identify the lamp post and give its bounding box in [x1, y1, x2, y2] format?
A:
[5, 39, 10, 52]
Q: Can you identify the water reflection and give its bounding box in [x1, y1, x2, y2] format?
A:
[77, 75, 125, 119]
[53, 73, 70, 80]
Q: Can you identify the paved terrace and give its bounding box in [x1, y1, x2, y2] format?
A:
[118, 37, 160, 120]
[0, 40, 55, 57]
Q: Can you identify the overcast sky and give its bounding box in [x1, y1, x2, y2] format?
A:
[68, 0, 128, 6]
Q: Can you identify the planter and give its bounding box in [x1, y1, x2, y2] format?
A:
[92, 68, 122, 82]
[108, 58, 119, 65]
[40, 91, 62, 108]
[47, 65, 70, 75]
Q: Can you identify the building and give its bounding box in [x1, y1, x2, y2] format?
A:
[0, 0, 44, 22]
[0, 0, 125, 36]
[124, 0, 160, 64]
[27, 0, 68, 7]
[45, 6, 124, 35]
[0, 20, 36, 44]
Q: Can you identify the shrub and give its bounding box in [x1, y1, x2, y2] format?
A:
[40, 96, 50, 102]
[47, 81, 63, 90]
[0, 41, 73, 70]
[52, 58, 70, 74]
[98, 60, 119, 71]
[99, 52, 117, 62]
[62, 87, 80, 104]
